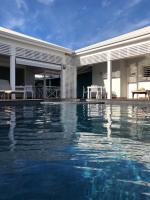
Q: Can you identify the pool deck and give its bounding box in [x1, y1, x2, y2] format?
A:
[0, 98, 150, 106]
[86, 99, 150, 106]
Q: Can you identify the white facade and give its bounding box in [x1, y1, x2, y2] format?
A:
[0, 27, 77, 99]
[76, 26, 150, 99]
[0, 26, 150, 99]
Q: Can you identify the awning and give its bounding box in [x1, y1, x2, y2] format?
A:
[16, 58, 62, 71]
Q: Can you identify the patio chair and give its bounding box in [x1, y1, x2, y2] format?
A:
[24, 85, 34, 99]
[90, 85, 102, 99]
[0, 79, 25, 99]
[88, 85, 106, 99]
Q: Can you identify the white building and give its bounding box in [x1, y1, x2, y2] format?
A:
[0, 26, 150, 99]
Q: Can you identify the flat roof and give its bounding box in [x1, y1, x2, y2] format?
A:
[0, 27, 73, 54]
[76, 26, 150, 55]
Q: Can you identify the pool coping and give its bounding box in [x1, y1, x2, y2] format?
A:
[0, 99, 150, 106]
[86, 99, 150, 106]
[0, 99, 44, 106]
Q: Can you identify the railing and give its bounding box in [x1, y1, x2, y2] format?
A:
[35, 86, 61, 99]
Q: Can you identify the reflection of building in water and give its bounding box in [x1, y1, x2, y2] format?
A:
[77, 103, 150, 142]
[106, 105, 121, 131]
[23, 106, 34, 118]
[128, 106, 150, 141]
[61, 103, 77, 135]
[8, 107, 16, 151]
[87, 104, 122, 138]
[87, 104, 104, 118]
[2, 104, 77, 160]
[106, 105, 112, 139]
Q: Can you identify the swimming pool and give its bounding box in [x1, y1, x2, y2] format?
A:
[0, 103, 150, 200]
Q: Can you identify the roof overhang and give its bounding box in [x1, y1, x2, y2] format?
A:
[0, 27, 73, 55]
[16, 58, 62, 71]
[75, 26, 150, 56]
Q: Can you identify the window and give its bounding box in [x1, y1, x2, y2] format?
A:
[143, 66, 150, 77]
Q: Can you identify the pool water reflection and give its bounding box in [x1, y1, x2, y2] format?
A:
[0, 103, 150, 200]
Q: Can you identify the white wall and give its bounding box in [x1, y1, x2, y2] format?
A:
[127, 56, 150, 98]
[128, 83, 137, 98]
[103, 78, 120, 97]
[92, 56, 150, 99]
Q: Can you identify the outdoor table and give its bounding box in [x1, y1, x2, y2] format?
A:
[132, 90, 149, 99]
[87, 85, 103, 99]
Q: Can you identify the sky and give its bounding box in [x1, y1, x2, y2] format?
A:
[0, 0, 150, 50]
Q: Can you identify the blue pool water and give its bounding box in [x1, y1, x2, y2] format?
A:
[0, 103, 150, 200]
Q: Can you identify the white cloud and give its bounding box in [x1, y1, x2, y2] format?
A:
[128, 0, 142, 8]
[1, 0, 29, 31]
[3, 17, 25, 30]
[37, 0, 55, 5]
[132, 19, 150, 29]
[117, 19, 150, 36]
[104, 18, 150, 41]
[16, 0, 28, 11]
[46, 34, 53, 40]
[82, 6, 87, 11]
[101, 0, 111, 8]
[113, 0, 143, 19]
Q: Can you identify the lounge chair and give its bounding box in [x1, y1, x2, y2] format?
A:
[0, 79, 25, 99]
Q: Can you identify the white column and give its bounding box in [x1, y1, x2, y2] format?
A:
[10, 48, 16, 99]
[107, 58, 112, 99]
[136, 63, 139, 90]
[61, 66, 66, 99]
[43, 71, 46, 99]
[72, 66, 77, 99]
[120, 60, 127, 98]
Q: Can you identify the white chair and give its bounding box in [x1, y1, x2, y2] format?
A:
[89, 85, 102, 99]
[87, 85, 106, 99]
[90, 86, 98, 99]
[24, 85, 34, 99]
